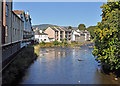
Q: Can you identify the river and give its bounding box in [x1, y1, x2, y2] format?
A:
[19, 44, 120, 84]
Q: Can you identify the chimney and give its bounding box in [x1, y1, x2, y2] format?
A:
[36, 27, 39, 30]
[27, 10, 29, 15]
[39, 29, 43, 33]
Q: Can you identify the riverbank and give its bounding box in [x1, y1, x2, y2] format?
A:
[35, 40, 94, 49]
[2, 45, 38, 85]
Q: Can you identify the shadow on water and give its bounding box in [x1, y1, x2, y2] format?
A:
[18, 44, 120, 84]
[2, 46, 38, 86]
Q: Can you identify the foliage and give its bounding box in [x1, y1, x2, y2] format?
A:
[43, 28, 46, 31]
[61, 39, 68, 45]
[86, 26, 97, 39]
[53, 40, 60, 45]
[92, 1, 120, 71]
[78, 24, 86, 30]
[68, 26, 72, 29]
[40, 41, 46, 45]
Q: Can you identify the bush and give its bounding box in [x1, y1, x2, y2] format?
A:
[40, 41, 45, 45]
[92, 2, 120, 71]
[52, 41, 60, 45]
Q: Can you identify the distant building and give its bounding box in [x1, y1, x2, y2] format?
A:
[35, 29, 50, 43]
[62, 27, 72, 43]
[44, 27, 72, 42]
[71, 29, 91, 42]
[71, 30, 80, 42]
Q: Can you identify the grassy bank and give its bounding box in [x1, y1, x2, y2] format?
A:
[36, 40, 94, 48]
[2, 45, 38, 85]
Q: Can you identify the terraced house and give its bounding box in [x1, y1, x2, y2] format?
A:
[44, 27, 71, 42]
[1, 0, 25, 67]
[13, 10, 33, 47]
[1, 0, 33, 68]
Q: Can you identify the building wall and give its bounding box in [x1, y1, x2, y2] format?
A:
[71, 30, 80, 41]
[35, 35, 50, 43]
[12, 12, 24, 42]
[2, 1, 12, 44]
[0, 1, 2, 45]
[44, 27, 55, 39]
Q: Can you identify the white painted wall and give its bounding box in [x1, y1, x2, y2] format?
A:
[71, 30, 80, 41]
[35, 35, 50, 43]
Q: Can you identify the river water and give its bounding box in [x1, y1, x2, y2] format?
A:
[19, 45, 120, 84]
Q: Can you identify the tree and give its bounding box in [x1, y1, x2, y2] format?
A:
[68, 26, 72, 29]
[86, 26, 97, 39]
[78, 24, 86, 30]
[92, 1, 120, 71]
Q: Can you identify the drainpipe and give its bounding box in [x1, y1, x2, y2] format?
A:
[11, 1, 13, 53]
[0, 0, 3, 84]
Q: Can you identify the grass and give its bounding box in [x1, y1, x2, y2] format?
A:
[2, 45, 38, 85]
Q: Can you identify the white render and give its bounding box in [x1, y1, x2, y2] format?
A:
[35, 35, 50, 43]
[71, 29, 91, 42]
[71, 30, 80, 41]
[35, 29, 50, 43]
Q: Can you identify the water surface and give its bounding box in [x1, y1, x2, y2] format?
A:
[20, 45, 120, 84]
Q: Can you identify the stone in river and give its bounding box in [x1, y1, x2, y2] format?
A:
[78, 59, 83, 61]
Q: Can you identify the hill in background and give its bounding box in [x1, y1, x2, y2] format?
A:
[32, 24, 78, 30]
[32, 24, 58, 30]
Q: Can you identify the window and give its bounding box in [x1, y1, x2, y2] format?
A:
[13, 28, 14, 36]
[5, 2, 8, 17]
[5, 26, 8, 37]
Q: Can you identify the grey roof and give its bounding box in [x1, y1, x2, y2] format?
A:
[56, 27, 63, 31]
[51, 27, 58, 31]
[35, 30, 48, 35]
[62, 28, 72, 32]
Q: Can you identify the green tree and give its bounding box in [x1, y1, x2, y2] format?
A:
[92, 1, 120, 71]
[68, 26, 72, 29]
[86, 26, 97, 39]
[78, 24, 86, 30]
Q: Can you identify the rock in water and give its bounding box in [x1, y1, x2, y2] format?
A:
[114, 78, 118, 81]
[78, 59, 83, 61]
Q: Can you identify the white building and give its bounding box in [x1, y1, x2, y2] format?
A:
[71, 29, 91, 42]
[71, 30, 80, 42]
[35, 29, 50, 43]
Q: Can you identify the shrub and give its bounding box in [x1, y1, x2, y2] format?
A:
[52, 41, 59, 45]
[92, 2, 120, 71]
[40, 41, 45, 45]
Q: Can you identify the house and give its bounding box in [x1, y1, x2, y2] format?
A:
[12, 12, 24, 43]
[44, 27, 58, 41]
[35, 29, 50, 43]
[1, 0, 24, 66]
[62, 27, 72, 43]
[13, 10, 33, 46]
[71, 29, 91, 42]
[71, 30, 80, 42]
[44, 27, 72, 42]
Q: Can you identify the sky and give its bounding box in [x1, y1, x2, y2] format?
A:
[13, 2, 105, 28]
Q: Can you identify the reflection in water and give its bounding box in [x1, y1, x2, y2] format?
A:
[20, 46, 120, 84]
